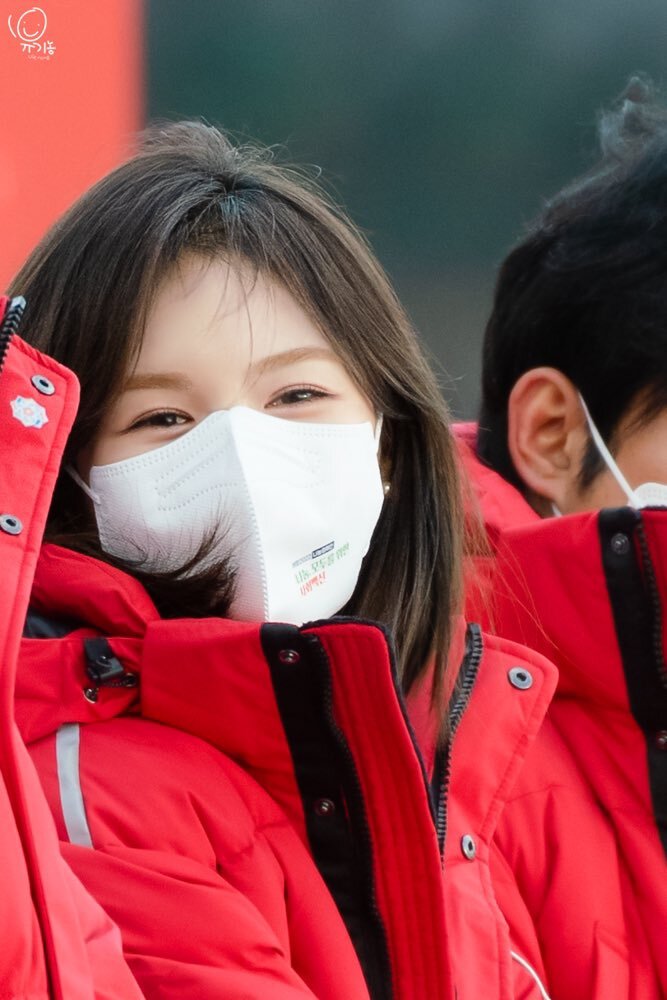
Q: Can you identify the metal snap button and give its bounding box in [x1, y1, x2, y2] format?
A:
[611, 532, 630, 556]
[0, 514, 23, 535]
[314, 798, 336, 817]
[31, 374, 55, 396]
[508, 666, 533, 690]
[461, 834, 477, 860]
[278, 648, 300, 665]
[83, 687, 99, 703]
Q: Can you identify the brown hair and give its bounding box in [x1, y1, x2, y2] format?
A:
[10, 121, 463, 712]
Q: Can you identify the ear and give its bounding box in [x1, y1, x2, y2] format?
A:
[507, 367, 586, 511]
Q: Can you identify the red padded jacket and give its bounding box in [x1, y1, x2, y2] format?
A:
[0, 302, 142, 1000]
[7, 329, 558, 999]
[457, 421, 667, 1000]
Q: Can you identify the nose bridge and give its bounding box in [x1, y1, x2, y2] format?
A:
[155, 411, 238, 500]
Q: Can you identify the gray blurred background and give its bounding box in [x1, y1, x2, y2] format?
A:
[147, 1, 667, 418]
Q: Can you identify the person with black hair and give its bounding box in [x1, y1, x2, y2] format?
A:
[459, 78, 667, 999]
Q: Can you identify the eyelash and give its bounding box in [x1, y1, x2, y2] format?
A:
[266, 385, 330, 408]
[127, 386, 331, 430]
[128, 410, 190, 431]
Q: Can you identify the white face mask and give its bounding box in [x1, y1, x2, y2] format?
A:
[579, 395, 667, 510]
[69, 406, 385, 625]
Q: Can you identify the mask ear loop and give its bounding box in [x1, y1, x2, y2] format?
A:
[578, 395, 640, 508]
[65, 464, 101, 505]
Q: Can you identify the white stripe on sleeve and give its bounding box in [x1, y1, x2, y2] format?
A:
[55, 723, 94, 848]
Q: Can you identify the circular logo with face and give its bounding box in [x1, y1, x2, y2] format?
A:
[11, 6, 47, 43]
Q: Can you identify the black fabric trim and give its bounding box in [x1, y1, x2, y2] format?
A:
[261, 622, 393, 1000]
[23, 609, 82, 638]
[599, 508, 667, 856]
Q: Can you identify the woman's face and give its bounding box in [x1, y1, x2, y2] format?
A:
[82, 255, 376, 473]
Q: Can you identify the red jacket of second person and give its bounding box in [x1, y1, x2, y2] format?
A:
[457, 421, 667, 1000]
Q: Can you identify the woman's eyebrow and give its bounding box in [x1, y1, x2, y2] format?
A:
[252, 347, 338, 376]
[122, 372, 195, 392]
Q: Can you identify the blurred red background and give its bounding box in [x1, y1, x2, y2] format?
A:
[0, 0, 142, 288]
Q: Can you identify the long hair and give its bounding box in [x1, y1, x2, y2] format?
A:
[11, 121, 464, 713]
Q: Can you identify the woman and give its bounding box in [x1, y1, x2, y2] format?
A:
[9, 122, 555, 999]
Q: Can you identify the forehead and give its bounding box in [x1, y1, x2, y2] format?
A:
[135, 256, 331, 375]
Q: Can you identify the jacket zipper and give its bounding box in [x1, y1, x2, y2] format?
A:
[636, 519, 667, 690]
[0, 297, 26, 376]
[436, 622, 483, 855]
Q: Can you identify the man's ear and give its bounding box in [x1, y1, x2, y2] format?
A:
[507, 367, 586, 511]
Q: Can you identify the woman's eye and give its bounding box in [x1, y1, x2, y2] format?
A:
[267, 386, 329, 408]
[129, 411, 189, 430]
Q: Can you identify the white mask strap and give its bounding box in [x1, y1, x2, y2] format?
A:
[551, 502, 562, 518]
[578, 395, 640, 508]
[65, 464, 101, 505]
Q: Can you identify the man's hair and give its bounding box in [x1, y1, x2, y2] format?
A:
[478, 76, 667, 490]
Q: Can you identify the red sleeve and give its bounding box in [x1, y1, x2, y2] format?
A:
[60, 842, 326, 1000]
[58, 857, 145, 1000]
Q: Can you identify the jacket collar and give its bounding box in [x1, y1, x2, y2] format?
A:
[0, 335, 79, 710]
[30, 542, 160, 633]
